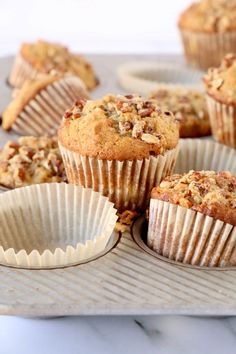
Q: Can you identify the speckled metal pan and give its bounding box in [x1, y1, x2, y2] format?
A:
[1, 55, 236, 317]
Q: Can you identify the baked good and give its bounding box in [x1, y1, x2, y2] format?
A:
[0, 136, 67, 188]
[9, 40, 98, 90]
[150, 89, 211, 138]
[178, 0, 236, 69]
[204, 53, 236, 147]
[148, 170, 236, 267]
[2, 75, 89, 136]
[58, 94, 179, 211]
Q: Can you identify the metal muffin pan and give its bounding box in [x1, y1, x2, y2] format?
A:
[0, 55, 236, 317]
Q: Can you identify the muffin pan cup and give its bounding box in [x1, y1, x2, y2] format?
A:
[8, 75, 89, 137]
[148, 199, 236, 267]
[117, 61, 203, 95]
[180, 29, 236, 70]
[59, 143, 179, 212]
[206, 95, 236, 148]
[0, 183, 118, 269]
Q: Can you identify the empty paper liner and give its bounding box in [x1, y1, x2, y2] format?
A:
[117, 61, 203, 95]
[0, 183, 118, 269]
[148, 199, 236, 267]
[174, 138, 236, 175]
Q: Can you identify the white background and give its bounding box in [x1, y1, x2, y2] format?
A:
[0, 0, 192, 56]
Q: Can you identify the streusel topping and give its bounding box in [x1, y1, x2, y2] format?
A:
[59, 94, 179, 160]
[21, 40, 98, 90]
[0, 136, 67, 188]
[179, 0, 236, 33]
[150, 89, 210, 137]
[204, 53, 236, 104]
[151, 170, 236, 225]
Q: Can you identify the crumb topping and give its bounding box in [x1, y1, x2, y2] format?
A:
[151, 170, 236, 225]
[150, 89, 210, 137]
[179, 0, 236, 33]
[61, 94, 179, 157]
[20, 40, 98, 90]
[0, 136, 67, 188]
[204, 53, 236, 104]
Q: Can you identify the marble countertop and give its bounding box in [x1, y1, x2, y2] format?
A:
[1, 315, 236, 354]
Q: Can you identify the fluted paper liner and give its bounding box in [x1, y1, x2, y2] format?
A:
[180, 29, 236, 70]
[206, 95, 236, 148]
[174, 138, 236, 174]
[148, 199, 236, 267]
[59, 143, 179, 211]
[0, 183, 118, 268]
[9, 54, 41, 88]
[117, 61, 202, 95]
[10, 76, 89, 136]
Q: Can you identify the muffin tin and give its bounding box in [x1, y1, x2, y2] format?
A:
[1, 55, 236, 316]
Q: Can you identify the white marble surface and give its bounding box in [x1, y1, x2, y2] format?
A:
[0, 315, 236, 354]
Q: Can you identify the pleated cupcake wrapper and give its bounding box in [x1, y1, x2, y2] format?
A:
[117, 61, 203, 95]
[148, 199, 236, 267]
[0, 183, 118, 269]
[180, 29, 236, 70]
[10, 76, 89, 136]
[9, 53, 47, 88]
[174, 138, 236, 175]
[59, 143, 179, 211]
[206, 95, 236, 148]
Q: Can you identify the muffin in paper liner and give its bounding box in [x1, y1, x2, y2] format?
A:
[147, 199, 236, 267]
[206, 95, 236, 148]
[174, 138, 236, 175]
[59, 142, 179, 212]
[117, 61, 203, 95]
[3, 75, 89, 137]
[0, 183, 118, 269]
[180, 30, 236, 70]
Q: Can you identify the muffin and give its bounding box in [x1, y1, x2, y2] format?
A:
[178, 0, 236, 69]
[148, 170, 236, 267]
[9, 40, 98, 90]
[0, 136, 67, 189]
[2, 75, 89, 136]
[204, 53, 236, 148]
[58, 94, 179, 211]
[149, 88, 211, 138]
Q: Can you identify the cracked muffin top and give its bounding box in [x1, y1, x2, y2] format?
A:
[0, 136, 67, 188]
[58, 94, 179, 160]
[149, 89, 211, 138]
[178, 0, 236, 33]
[204, 53, 236, 105]
[151, 170, 236, 225]
[20, 40, 98, 90]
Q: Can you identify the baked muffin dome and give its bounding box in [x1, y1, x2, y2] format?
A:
[0, 136, 66, 188]
[150, 89, 211, 138]
[151, 170, 236, 226]
[58, 94, 179, 160]
[204, 53, 236, 105]
[9, 40, 98, 90]
[179, 0, 236, 33]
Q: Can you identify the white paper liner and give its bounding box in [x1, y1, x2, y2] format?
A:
[8, 53, 42, 88]
[206, 95, 236, 148]
[0, 183, 118, 269]
[9, 76, 89, 136]
[148, 199, 236, 267]
[59, 142, 179, 211]
[174, 138, 236, 175]
[180, 29, 236, 70]
[117, 61, 203, 95]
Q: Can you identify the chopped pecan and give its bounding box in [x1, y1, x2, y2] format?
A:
[139, 107, 154, 117]
[119, 121, 133, 134]
[141, 133, 161, 144]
